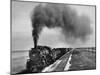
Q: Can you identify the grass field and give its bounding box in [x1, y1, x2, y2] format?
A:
[68, 49, 96, 71]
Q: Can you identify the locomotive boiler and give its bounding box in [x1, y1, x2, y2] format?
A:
[26, 46, 54, 73]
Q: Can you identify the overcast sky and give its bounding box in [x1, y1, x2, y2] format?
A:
[12, 1, 95, 50]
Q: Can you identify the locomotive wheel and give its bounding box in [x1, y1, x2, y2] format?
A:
[31, 66, 38, 72]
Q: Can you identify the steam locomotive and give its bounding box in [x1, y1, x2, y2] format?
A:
[17, 46, 71, 74]
[25, 46, 72, 73]
[26, 46, 54, 73]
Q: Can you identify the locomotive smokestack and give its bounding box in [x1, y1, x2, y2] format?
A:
[34, 36, 38, 48]
[32, 28, 39, 49]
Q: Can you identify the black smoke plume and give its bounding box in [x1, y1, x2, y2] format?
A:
[31, 3, 92, 48]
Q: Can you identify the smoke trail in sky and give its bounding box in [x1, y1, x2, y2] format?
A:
[31, 3, 92, 46]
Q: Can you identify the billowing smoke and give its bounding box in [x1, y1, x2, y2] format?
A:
[31, 3, 92, 48]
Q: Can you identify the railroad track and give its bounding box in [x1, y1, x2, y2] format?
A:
[42, 48, 74, 72]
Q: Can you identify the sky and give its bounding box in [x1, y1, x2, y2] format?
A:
[12, 1, 95, 51]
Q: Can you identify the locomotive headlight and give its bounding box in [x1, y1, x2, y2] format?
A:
[32, 54, 36, 57]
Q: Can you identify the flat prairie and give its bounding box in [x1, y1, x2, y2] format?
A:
[68, 49, 96, 71]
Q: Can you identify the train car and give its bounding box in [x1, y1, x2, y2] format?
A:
[67, 48, 73, 52]
[52, 48, 67, 60]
